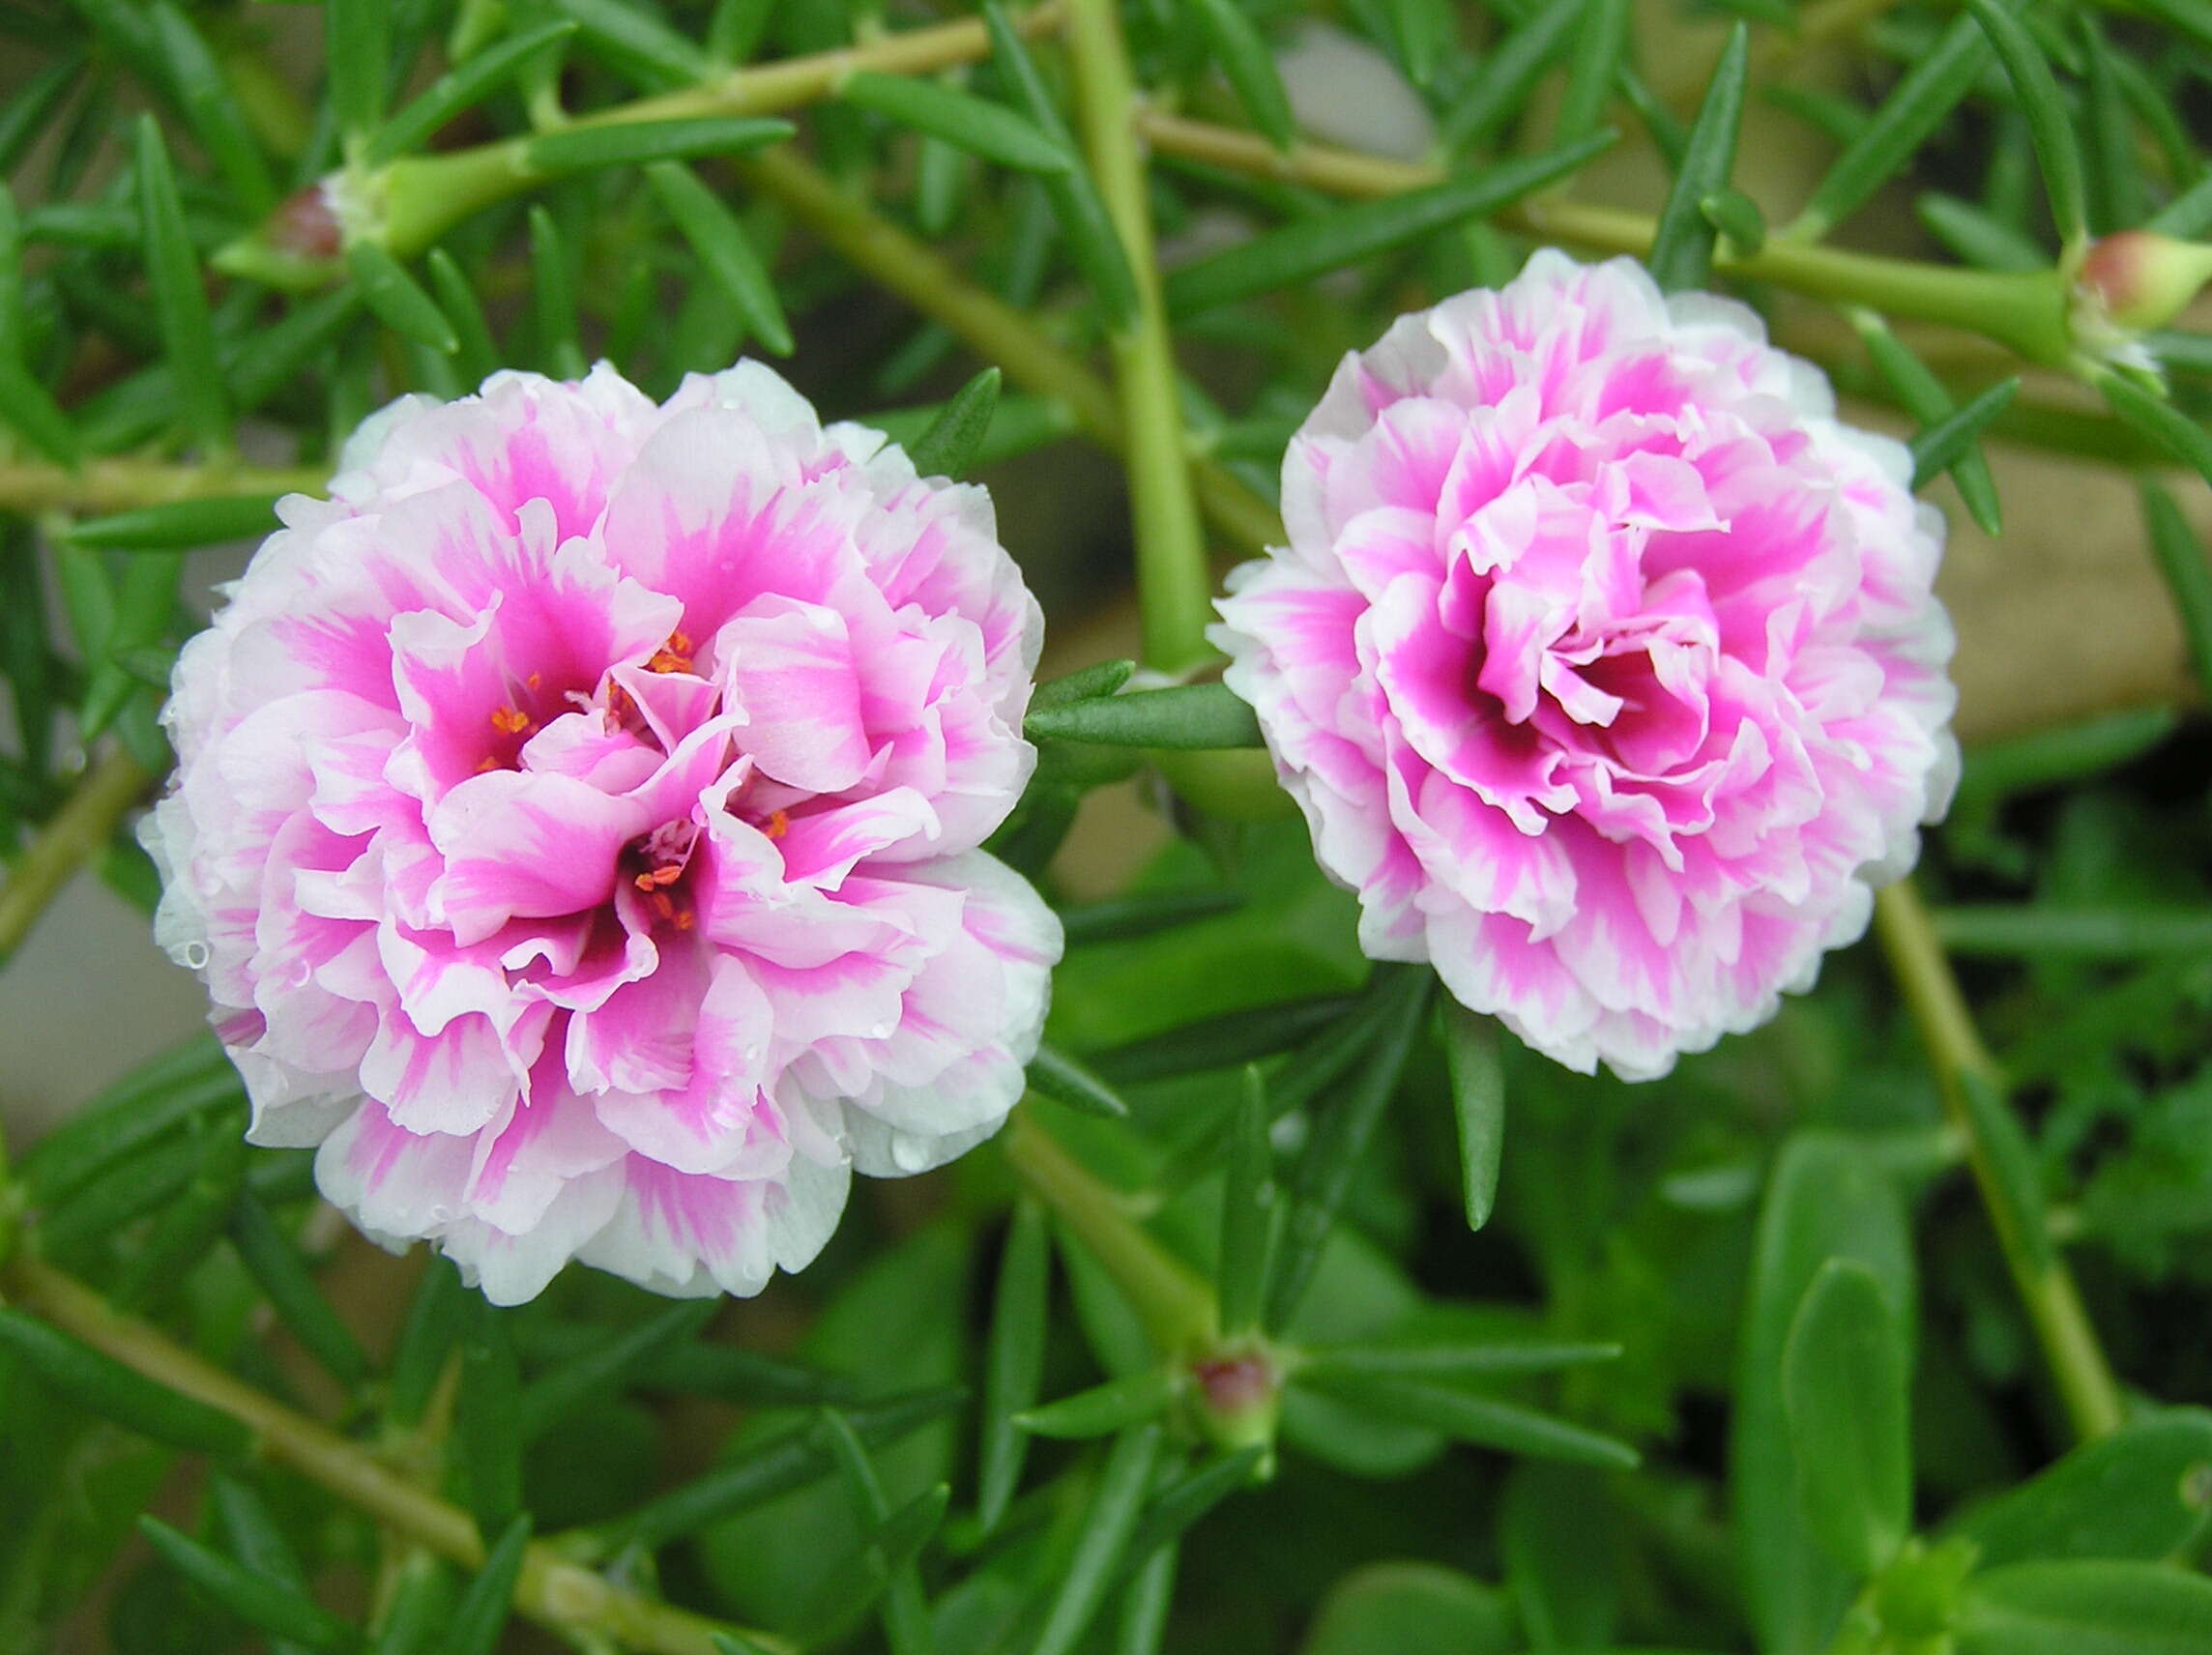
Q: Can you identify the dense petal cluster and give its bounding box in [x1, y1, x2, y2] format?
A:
[146, 363, 1060, 1302]
[1213, 253, 1957, 1078]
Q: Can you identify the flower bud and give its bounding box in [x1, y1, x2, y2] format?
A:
[1189, 1346, 1281, 1466]
[2075, 230, 2212, 333]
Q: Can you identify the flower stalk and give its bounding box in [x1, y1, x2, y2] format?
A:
[0, 1256, 793, 1655]
[1133, 111, 2079, 368]
[0, 460, 327, 520]
[736, 147, 1284, 556]
[1872, 882, 2126, 1441]
[1060, 0, 1216, 672]
[222, 5, 1069, 276]
[1001, 1107, 1217, 1356]
[0, 748, 154, 971]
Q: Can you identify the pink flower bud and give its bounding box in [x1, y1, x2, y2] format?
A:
[2076, 230, 2212, 334]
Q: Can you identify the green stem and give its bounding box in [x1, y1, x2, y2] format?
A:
[0, 460, 328, 519]
[1133, 111, 2078, 368]
[234, 5, 1068, 272]
[1872, 884, 2126, 1441]
[737, 147, 1284, 556]
[0, 749, 153, 971]
[1061, 0, 1215, 671]
[1001, 1108, 1218, 1356]
[3, 1258, 792, 1655]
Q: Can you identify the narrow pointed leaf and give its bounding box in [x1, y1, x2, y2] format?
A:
[71, 496, 283, 551]
[979, 1198, 1050, 1534]
[1859, 314, 2006, 536]
[135, 115, 229, 451]
[0, 358, 80, 465]
[1300, 1372, 1641, 1468]
[2077, 17, 2140, 234]
[1217, 1068, 1274, 1340]
[1909, 377, 2019, 491]
[2103, 371, 2212, 486]
[1441, 1002, 1505, 1232]
[2140, 479, 2212, 706]
[792, 1483, 949, 1647]
[905, 365, 1001, 479]
[1437, 0, 1581, 151]
[1095, 993, 1357, 1086]
[1060, 887, 1241, 947]
[1795, 14, 1987, 240]
[1266, 969, 1432, 1331]
[1701, 188, 1765, 254]
[648, 160, 793, 356]
[528, 206, 585, 378]
[137, 1518, 354, 1650]
[843, 72, 1071, 173]
[1555, 0, 1631, 147]
[590, 1387, 966, 1552]
[524, 115, 793, 175]
[445, 1514, 532, 1655]
[1187, 0, 1297, 150]
[1165, 133, 1615, 317]
[1026, 682, 1262, 748]
[981, 2, 1139, 327]
[515, 1302, 716, 1442]
[424, 248, 499, 387]
[150, 2, 275, 212]
[1031, 658, 1139, 712]
[548, 0, 708, 86]
[709, 0, 779, 65]
[347, 241, 457, 353]
[18, 1037, 235, 1203]
[0, 1308, 250, 1455]
[1019, 1368, 1180, 1438]
[386, 1260, 466, 1428]
[1918, 192, 2046, 273]
[1645, 22, 1748, 293]
[1967, 0, 2086, 245]
[1295, 1339, 1621, 1379]
[1033, 1426, 1164, 1655]
[230, 1193, 370, 1387]
[367, 20, 581, 163]
[457, 1306, 522, 1531]
[1029, 1042, 1132, 1118]
[1120, 1446, 1266, 1575]
[328, 0, 390, 139]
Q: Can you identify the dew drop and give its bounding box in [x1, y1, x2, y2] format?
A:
[182, 941, 212, 970]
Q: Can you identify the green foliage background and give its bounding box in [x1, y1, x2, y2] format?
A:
[2, 0, 2212, 1650]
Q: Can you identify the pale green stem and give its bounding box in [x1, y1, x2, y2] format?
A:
[1133, 111, 2078, 368]
[736, 147, 1284, 556]
[1001, 1107, 1218, 1356]
[0, 749, 153, 971]
[0, 460, 328, 520]
[1060, 0, 1215, 672]
[2, 1258, 793, 1655]
[234, 5, 1065, 270]
[1873, 884, 2126, 1442]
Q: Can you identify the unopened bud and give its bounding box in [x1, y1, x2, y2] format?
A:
[1189, 1345, 1280, 1464]
[2076, 231, 2212, 334]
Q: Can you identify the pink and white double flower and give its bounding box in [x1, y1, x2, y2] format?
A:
[146, 363, 1060, 1302]
[1214, 253, 1959, 1079]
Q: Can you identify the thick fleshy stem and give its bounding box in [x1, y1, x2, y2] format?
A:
[0, 1257, 794, 1655]
[1133, 111, 2078, 369]
[1060, 0, 1215, 673]
[0, 459, 327, 520]
[1872, 883, 2126, 1441]
[223, 5, 1067, 276]
[0, 748, 154, 972]
[1001, 1107, 1217, 1356]
[735, 148, 1284, 557]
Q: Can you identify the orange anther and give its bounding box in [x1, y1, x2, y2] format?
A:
[765, 809, 790, 841]
[490, 706, 532, 736]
